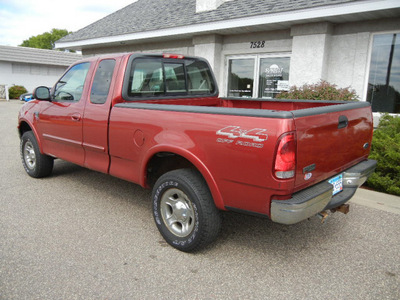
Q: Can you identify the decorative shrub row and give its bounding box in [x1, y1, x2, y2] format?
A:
[8, 85, 28, 99]
[366, 114, 400, 196]
[276, 80, 358, 101]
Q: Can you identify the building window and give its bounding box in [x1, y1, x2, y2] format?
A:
[227, 58, 255, 97]
[227, 55, 290, 98]
[367, 33, 400, 113]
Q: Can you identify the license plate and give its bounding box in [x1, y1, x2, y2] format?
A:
[329, 174, 343, 196]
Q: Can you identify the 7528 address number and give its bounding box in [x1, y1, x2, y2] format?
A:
[250, 41, 265, 49]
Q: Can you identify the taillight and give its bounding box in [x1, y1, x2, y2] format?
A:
[274, 132, 296, 179]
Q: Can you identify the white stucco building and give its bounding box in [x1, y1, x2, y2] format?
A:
[0, 45, 82, 98]
[55, 0, 399, 116]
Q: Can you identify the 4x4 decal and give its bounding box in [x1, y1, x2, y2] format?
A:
[217, 126, 268, 142]
[216, 126, 268, 148]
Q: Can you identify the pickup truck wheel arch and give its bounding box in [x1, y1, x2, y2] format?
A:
[152, 169, 221, 252]
[18, 121, 31, 138]
[146, 152, 194, 187]
[19, 121, 45, 154]
[145, 151, 225, 211]
[20, 131, 54, 178]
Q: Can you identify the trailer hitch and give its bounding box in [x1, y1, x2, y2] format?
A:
[316, 204, 350, 224]
[317, 211, 329, 223]
[330, 204, 350, 214]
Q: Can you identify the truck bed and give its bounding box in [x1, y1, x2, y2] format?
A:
[112, 97, 373, 215]
[120, 96, 371, 118]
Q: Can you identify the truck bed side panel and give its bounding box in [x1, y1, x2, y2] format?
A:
[108, 105, 295, 215]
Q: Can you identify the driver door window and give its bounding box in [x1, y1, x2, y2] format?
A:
[54, 62, 90, 101]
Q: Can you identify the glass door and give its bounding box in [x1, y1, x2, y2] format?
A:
[259, 57, 290, 99]
[227, 55, 290, 98]
[227, 58, 255, 98]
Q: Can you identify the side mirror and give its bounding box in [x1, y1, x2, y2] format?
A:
[33, 86, 51, 101]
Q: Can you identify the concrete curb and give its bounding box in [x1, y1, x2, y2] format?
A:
[351, 188, 400, 215]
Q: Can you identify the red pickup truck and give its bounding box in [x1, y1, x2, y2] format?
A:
[18, 53, 376, 252]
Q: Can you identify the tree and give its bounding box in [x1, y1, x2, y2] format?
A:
[20, 29, 71, 50]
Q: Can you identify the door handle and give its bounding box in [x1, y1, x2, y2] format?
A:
[71, 113, 81, 121]
[338, 115, 348, 129]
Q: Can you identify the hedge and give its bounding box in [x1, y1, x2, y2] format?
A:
[366, 114, 400, 196]
[276, 80, 358, 101]
[8, 85, 28, 99]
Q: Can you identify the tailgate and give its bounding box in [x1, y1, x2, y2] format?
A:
[292, 102, 373, 192]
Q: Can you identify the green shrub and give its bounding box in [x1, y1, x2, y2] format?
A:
[9, 85, 28, 99]
[366, 114, 400, 196]
[276, 80, 358, 101]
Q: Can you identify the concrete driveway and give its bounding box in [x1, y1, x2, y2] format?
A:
[1, 100, 399, 299]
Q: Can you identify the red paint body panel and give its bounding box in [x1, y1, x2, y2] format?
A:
[293, 107, 373, 192]
[108, 107, 295, 214]
[36, 99, 86, 165]
[18, 53, 374, 218]
[82, 57, 123, 173]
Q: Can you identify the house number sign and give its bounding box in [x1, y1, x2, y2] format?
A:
[250, 41, 265, 48]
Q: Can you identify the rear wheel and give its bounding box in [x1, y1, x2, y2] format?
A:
[152, 169, 221, 252]
[20, 131, 53, 178]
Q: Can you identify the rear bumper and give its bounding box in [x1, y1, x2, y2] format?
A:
[270, 159, 377, 225]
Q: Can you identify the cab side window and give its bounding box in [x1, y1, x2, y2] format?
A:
[90, 59, 116, 104]
[53, 62, 90, 101]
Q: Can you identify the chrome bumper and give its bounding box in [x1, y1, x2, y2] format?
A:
[270, 159, 377, 225]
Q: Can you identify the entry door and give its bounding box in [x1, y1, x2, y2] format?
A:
[226, 55, 291, 98]
[37, 62, 91, 166]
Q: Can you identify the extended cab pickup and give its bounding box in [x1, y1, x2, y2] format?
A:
[18, 53, 376, 252]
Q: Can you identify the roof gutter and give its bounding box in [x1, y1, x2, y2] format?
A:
[55, 0, 400, 50]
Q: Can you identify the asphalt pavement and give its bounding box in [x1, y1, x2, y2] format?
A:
[1, 100, 399, 299]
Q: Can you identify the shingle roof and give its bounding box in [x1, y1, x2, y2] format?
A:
[0, 45, 82, 66]
[58, 0, 365, 43]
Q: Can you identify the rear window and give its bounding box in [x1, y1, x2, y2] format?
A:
[126, 57, 216, 98]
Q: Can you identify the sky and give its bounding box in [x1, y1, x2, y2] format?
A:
[0, 0, 136, 47]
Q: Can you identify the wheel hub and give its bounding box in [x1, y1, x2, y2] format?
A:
[160, 188, 195, 238]
[24, 141, 36, 169]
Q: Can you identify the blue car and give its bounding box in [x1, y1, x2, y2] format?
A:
[19, 93, 33, 102]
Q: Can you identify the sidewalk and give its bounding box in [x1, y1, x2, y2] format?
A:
[351, 188, 400, 215]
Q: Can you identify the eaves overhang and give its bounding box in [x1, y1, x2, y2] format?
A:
[55, 0, 400, 50]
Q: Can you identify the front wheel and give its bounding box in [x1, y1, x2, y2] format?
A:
[152, 169, 221, 252]
[20, 131, 53, 178]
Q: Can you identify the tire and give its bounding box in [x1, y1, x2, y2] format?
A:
[152, 169, 221, 252]
[20, 131, 53, 178]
